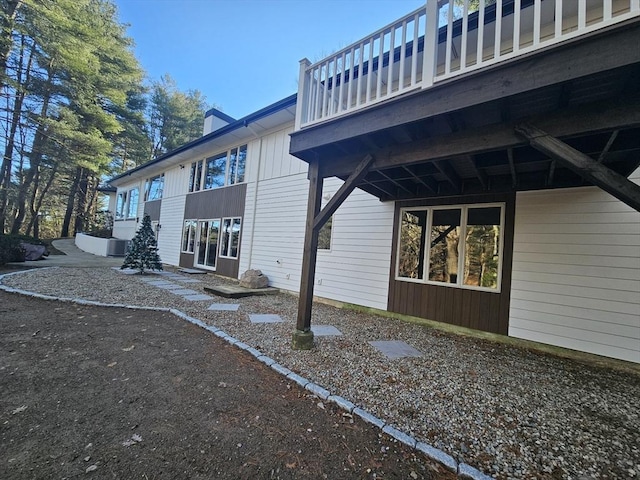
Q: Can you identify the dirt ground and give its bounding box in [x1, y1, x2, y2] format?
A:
[0, 289, 457, 480]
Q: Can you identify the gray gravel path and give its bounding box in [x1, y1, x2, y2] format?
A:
[2, 266, 639, 479]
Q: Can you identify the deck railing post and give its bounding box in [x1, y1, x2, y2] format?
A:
[422, 0, 439, 88]
[295, 58, 311, 131]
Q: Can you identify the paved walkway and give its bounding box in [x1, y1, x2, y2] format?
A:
[16, 238, 122, 268]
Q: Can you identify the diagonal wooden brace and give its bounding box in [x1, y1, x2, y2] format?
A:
[515, 123, 640, 212]
[313, 154, 374, 231]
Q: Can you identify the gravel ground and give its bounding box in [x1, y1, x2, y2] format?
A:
[2, 266, 639, 479]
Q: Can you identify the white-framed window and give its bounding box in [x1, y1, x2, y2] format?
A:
[188, 144, 247, 192]
[126, 188, 139, 219]
[396, 203, 504, 292]
[115, 191, 127, 220]
[219, 217, 241, 258]
[145, 173, 164, 201]
[116, 188, 140, 220]
[181, 219, 197, 253]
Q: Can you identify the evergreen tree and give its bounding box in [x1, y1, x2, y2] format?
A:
[121, 214, 162, 274]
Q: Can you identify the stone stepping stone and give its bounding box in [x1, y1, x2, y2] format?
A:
[249, 314, 284, 324]
[176, 278, 201, 283]
[369, 340, 422, 359]
[145, 280, 177, 287]
[168, 288, 200, 296]
[182, 294, 213, 301]
[208, 304, 240, 311]
[178, 268, 207, 274]
[115, 268, 139, 275]
[311, 325, 343, 336]
[154, 283, 184, 290]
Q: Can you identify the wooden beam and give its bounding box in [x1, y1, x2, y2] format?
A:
[402, 165, 437, 194]
[362, 179, 395, 198]
[597, 129, 619, 163]
[465, 155, 488, 189]
[547, 160, 557, 186]
[515, 123, 640, 211]
[434, 160, 461, 192]
[377, 169, 414, 195]
[316, 95, 640, 178]
[313, 154, 374, 231]
[507, 148, 518, 188]
[296, 159, 323, 336]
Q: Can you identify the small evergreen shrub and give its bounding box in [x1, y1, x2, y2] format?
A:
[121, 214, 163, 274]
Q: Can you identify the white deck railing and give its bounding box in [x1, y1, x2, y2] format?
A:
[295, 0, 640, 130]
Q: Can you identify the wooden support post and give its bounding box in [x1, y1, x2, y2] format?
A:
[516, 123, 640, 212]
[293, 159, 323, 350]
[294, 154, 374, 350]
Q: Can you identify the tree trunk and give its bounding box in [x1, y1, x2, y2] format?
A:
[61, 167, 81, 238]
[0, 36, 32, 233]
[73, 168, 89, 235]
[25, 163, 58, 236]
[10, 65, 52, 234]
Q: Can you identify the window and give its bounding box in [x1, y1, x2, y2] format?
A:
[115, 192, 127, 220]
[318, 216, 332, 250]
[204, 153, 227, 189]
[145, 173, 164, 201]
[188, 144, 247, 192]
[189, 161, 202, 192]
[126, 188, 139, 219]
[396, 204, 504, 291]
[181, 219, 197, 253]
[228, 145, 246, 185]
[219, 217, 241, 258]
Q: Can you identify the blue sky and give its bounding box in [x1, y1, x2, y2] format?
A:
[113, 0, 423, 119]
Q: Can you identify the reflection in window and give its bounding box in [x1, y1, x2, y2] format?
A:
[428, 209, 461, 284]
[228, 145, 246, 185]
[396, 204, 504, 291]
[398, 210, 426, 279]
[116, 192, 127, 220]
[318, 216, 332, 250]
[464, 207, 501, 289]
[188, 144, 247, 192]
[181, 219, 197, 253]
[220, 217, 241, 258]
[145, 174, 164, 201]
[127, 188, 139, 219]
[204, 153, 226, 189]
[189, 161, 203, 192]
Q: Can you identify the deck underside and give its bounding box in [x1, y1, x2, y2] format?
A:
[290, 21, 640, 201]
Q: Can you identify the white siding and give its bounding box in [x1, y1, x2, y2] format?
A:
[258, 126, 307, 181]
[315, 179, 394, 310]
[242, 169, 394, 310]
[163, 164, 190, 198]
[157, 195, 187, 267]
[509, 169, 640, 363]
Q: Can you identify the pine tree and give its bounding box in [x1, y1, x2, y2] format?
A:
[121, 214, 162, 274]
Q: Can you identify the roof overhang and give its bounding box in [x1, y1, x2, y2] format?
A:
[108, 94, 297, 187]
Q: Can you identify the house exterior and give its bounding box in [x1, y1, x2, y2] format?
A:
[104, 0, 640, 364]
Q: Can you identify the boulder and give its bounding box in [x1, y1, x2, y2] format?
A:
[239, 269, 269, 289]
[20, 242, 47, 261]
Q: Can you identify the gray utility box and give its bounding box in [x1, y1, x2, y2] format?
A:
[107, 239, 131, 257]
